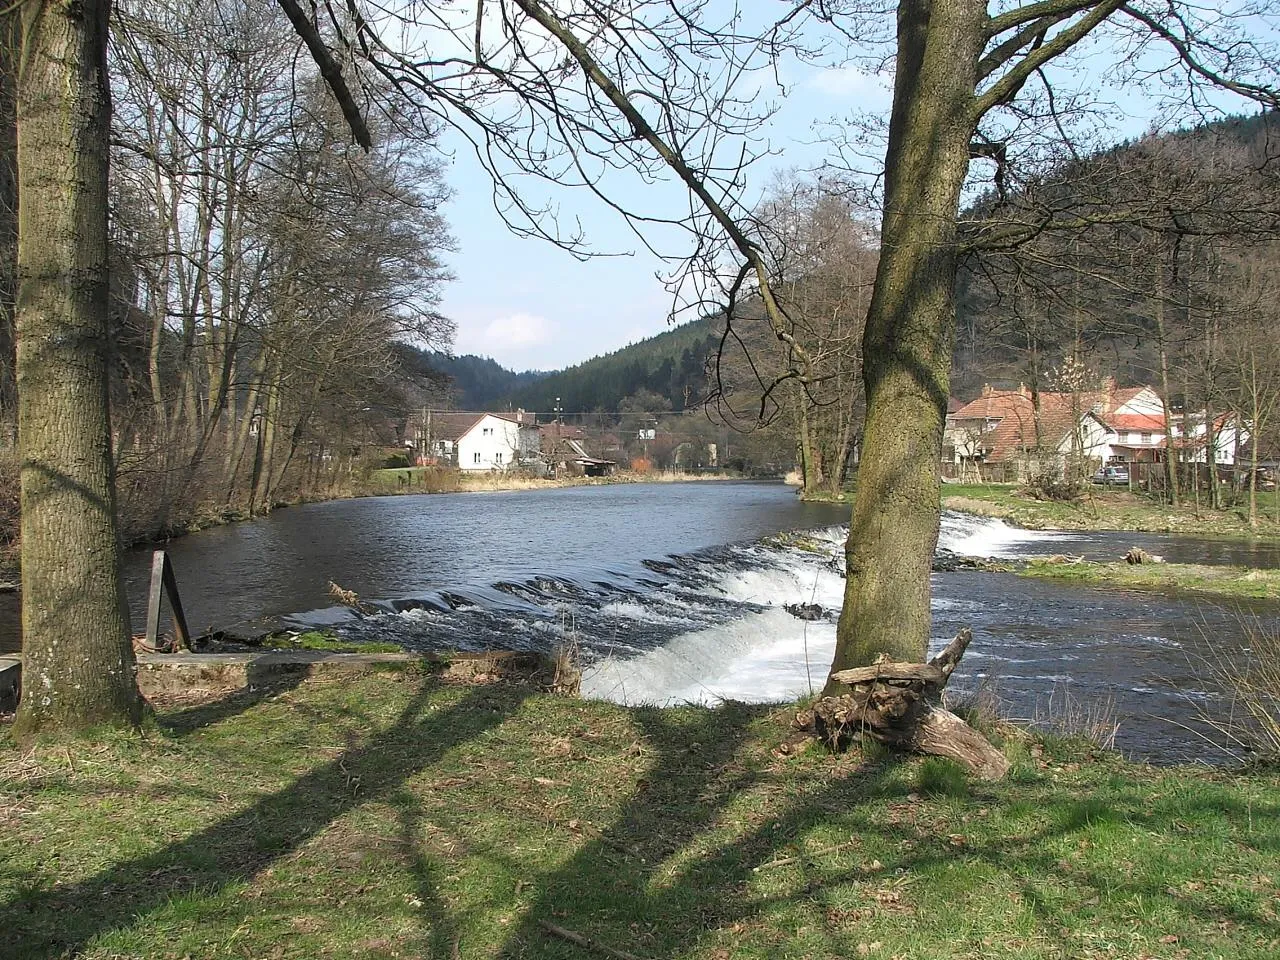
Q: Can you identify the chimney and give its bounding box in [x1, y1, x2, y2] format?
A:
[516, 408, 525, 424]
[1018, 382, 1027, 397]
[1100, 377, 1117, 413]
[981, 383, 992, 397]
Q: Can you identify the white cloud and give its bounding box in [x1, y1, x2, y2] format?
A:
[808, 67, 892, 101]
[480, 311, 553, 348]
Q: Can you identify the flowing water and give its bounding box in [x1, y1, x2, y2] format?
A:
[3, 481, 1277, 762]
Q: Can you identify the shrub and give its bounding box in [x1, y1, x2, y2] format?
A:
[1032, 685, 1119, 751]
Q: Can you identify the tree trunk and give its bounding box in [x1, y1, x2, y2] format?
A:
[828, 0, 984, 686]
[13, 0, 140, 740]
[0, 12, 18, 440]
[1154, 262, 1179, 506]
[796, 389, 823, 497]
[1249, 359, 1260, 529]
[828, 395, 858, 499]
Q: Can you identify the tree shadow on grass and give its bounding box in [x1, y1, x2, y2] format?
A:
[489, 702, 897, 959]
[157, 664, 311, 737]
[490, 717, 1280, 959]
[1, 678, 530, 959]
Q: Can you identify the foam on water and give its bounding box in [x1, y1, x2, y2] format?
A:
[305, 509, 1280, 761]
[937, 510, 1057, 557]
[582, 607, 838, 706]
[582, 512, 1056, 707]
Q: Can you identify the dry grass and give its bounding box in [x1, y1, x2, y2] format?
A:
[1031, 685, 1120, 752]
[1196, 616, 1280, 763]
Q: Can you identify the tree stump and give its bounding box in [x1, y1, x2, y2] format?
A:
[798, 629, 1009, 780]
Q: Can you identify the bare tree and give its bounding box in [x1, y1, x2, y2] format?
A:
[745, 173, 876, 498]
[807, 1, 1280, 681]
[1219, 248, 1280, 528]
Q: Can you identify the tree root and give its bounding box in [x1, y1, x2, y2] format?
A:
[797, 629, 1010, 780]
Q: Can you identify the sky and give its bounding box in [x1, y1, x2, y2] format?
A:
[436, 55, 895, 373]
[429, 9, 1272, 375]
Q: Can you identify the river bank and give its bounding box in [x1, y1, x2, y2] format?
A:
[941, 483, 1280, 540]
[1021, 557, 1280, 601]
[3, 671, 1276, 959]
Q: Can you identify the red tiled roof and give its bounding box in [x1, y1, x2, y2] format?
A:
[539, 423, 588, 441]
[1105, 387, 1146, 412]
[1103, 413, 1166, 432]
[952, 383, 1160, 462]
[983, 393, 1093, 463]
[424, 412, 484, 442]
[950, 391, 1030, 422]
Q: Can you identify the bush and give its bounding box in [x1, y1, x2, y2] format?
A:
[380, 450, 412, 469]
[1023, 459, 1084, 502]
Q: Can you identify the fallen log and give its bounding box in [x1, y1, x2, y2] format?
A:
[804, 629, 1010, 780]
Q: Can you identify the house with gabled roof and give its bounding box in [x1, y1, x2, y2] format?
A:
[414, 410, 540, 470]
[538, 422, 616, 476]
[944, 378, 1245, 479]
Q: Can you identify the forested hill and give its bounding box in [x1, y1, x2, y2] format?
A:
[951, 109, 1278, 402]
[395, 347, 549, 409]
[504, 316, 720, 414]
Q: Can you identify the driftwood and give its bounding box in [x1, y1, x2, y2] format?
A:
[537, 920, 647, 960]
[802, 629, 1010, 780]
[1124, 547, 1164, 565]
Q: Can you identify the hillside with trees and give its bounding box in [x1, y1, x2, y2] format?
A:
[396, 348, 547, 410]
[504, 315, 720, 415]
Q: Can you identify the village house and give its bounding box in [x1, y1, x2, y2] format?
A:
[539, 422, 616, 476]
[412, 411, 540, 471]
[943, 379, 1245, 480]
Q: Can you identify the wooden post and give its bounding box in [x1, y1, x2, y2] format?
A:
[145, 550, 191, 653]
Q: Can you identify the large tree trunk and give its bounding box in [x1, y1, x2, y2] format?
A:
[13, 0, 140, 740]
[827, 0, 984, 685]
[0, 13, 18, 441]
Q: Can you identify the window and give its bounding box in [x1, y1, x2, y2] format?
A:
[1140, 432, 1152, 444]
[473, 452, 481, 463]
[495, 452, 503, 464]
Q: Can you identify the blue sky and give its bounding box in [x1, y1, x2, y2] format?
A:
[437, 57, 897, 373]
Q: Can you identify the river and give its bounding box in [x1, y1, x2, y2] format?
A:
[3, 481, 1277, 762]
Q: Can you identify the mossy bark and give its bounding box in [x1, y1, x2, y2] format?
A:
[828, 0, 985, 686]
[0, 13, 17, 434]
[13, 0, 141, 740]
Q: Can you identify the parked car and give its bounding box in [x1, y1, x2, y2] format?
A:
[1090, 465, 1130, 486]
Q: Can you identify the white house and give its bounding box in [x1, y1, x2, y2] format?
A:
[415, 411, 540, 470]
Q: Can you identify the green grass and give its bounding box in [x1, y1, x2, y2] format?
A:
[3, 674, 1279, 958]
[942, 483, 1280, 540]
[259, 630, 404, 654]
[1022, 559, 1280, 600]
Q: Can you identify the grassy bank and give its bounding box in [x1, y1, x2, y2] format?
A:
[943, 483, 1280, 540]
[1022, 558, 1280, 601]
[3, 673, 1278, 959]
